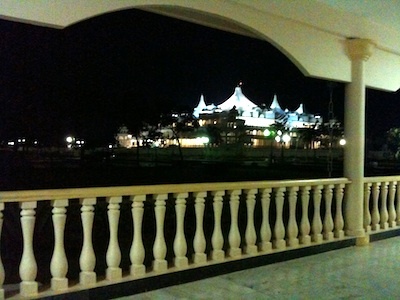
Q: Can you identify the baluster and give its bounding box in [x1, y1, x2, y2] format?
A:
[227, 190, 241, 258]
[397, 181, 400, 225]
[371, 182, 380, 230]
[273, 187, 286, 250]
[323, 185, 334, 241]
[193, 192, 207, 264]
[153, 194, 168, 272]
[19, 202, 38, 297]
[286, 186, 299, 247]
[363, 183, 372, 232]
[258, 188, 272, 252]
[106, 197, 122, 280]
[79, 198, 96, 286]
[130, 195, 146, 277]
[311, 185, 323, 243]
[51, 199, 69, 291]
[0, 203, 4, 300]
[380, 182, 389, 229]
[211, 191, 225, 261]
[388, 182, 397, 227]
[299, 186, 311, 245]
[334, 184, 345, 238]
[173, 193, 188, 269]
[244, 189, 258, 254]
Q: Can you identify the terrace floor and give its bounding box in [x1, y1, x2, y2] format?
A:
[116, 236, 400, 299]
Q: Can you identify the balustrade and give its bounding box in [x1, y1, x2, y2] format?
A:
[0, 178, 355, 299]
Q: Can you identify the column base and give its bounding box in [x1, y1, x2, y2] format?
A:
[345, 228, 365, 237]
[334, 230, 345, 239]
[380, 222, 389, 230]
[130, 264, 146, 277]
[286, 238, 299, 247]
[80, 271, 96, 286]
[20, 281, 38, 297]
[152, 259, 168, 273]
[193, 253, 207, 264]
[300, 235, 311, 245]
[356, 235, 370, 246]
[211, 250, 225, 261]
[174, 257, 188, 269]
[258, 241, 272, 252]
[244, 245, 258, 255]
[273, 239, 286, 250]
[312, 233, 323, 244]
[227, 247, 241, 258]
[51, 278, 68, 291]
[323, 232, 334, 241]
[106, 267, 122, 281]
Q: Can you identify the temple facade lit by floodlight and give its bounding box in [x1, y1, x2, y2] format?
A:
[116, 85, 326, 149]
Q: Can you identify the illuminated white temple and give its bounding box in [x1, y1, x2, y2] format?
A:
[194, 85, 322, 130]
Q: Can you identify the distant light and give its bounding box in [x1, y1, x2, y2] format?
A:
[108, 144, 113, 149]
[263, 129, 271, 137]
[8, 141, 15, 146]
[277, 130, 283, 136]
[17, 139, 22, 143]
[339, 138, 346, 146]
[76, 141, 81, 145]
[34, 140, 38, 145]
[275, 136, 281, 143]
[282, 134, 291, 143]
[66, 136, 73, 143]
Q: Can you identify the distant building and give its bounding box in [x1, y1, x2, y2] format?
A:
[116, 85, 325, 149]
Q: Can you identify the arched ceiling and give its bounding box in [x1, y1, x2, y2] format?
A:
[1, 0, 400, 91]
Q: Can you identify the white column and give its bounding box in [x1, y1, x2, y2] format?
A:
[79, 198, 96, 286]
[19, 202, 38, 297]
[0, 203, 4, 300]
[312, 185, 323, 243]
[334, 184, 345, 238]
[152, 194, 168, 272]
[258, 188, 272, 252]
[299, 186, 311, 245]
[173, 193, 188, 269]
[227, 190, 241, 258]
[130, 195, 146, 277]
[50, 199, 69, 291]
[388, 182, 397, 227]
[323, 185, 334, 241]
[193, 192, 207, 264]
[273, 187, 286, 249]
[344, 38, 375, 237]
[106, 196, 122, 280]
[286, 186, 299, 247]
[244, 189, 257, 255]
[211, 191, 224, 261]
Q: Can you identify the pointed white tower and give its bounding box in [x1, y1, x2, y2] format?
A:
[193, 94, 207, 118]
[269, 94, 282, 110]
[295, 103, 304, 114]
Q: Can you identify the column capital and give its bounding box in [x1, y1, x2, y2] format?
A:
[345, 38, 375, 61]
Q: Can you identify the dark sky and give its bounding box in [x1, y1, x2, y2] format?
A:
[0, 9, 399, 146]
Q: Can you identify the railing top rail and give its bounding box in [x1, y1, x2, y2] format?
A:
[0, 178, 351, 203]
[364, 175, 400, 184]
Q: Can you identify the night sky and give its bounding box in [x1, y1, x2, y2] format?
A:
[0, 9, 399, 147]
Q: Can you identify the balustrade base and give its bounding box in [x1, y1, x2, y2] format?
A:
[300, 235, 311, 245]
[153, 259, 168, 272]
[20, 281, 38, 297]
[380, 222, 389, 230]
[258, 241, 272, 252]
[130, 265, 146, 277]
[244, 245, 258, 255]
[286, 238, 299, 247]
[51, 277, 68, 291]
[334, 230, 345, 239]
[356, 235, 370, 246]
[323, 232, 334, 241]
[273, 239, 286, 250]
[228, 248, 242, 258]
[174, 257, 189, 269]
[80, 271, 96, 286]
[371, 225, 380, 231]
[211, 250, 225, 261]
[107, 267, 122, 281]
[312, 234, 323, 243]
[193, 253, 207, 264]
[0, 288, 3, 299]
